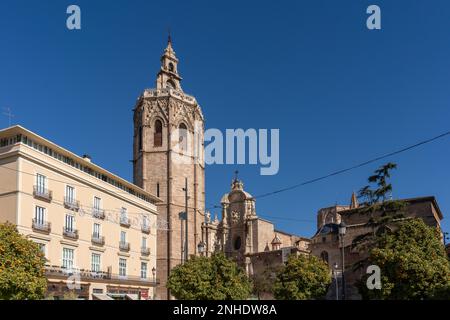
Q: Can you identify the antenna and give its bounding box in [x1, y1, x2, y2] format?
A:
[2, 107, 14, 127]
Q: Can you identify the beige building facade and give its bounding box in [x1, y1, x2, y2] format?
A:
[0, 125, 160, 300]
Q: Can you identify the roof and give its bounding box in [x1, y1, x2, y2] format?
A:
[0, 125, 162, 205]
[340, 196, 443, 220]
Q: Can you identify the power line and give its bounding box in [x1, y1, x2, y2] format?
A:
[206, 129, 450, 211]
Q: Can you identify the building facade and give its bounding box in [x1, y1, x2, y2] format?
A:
[309, 195, 444, 299]
[133, 37, 205, 299]
[202, 177, 310, 279]
[0, 126, 160, 300]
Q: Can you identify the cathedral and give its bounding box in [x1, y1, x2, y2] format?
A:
[132, 38, 302, 299]
[131, 37, 444, 300]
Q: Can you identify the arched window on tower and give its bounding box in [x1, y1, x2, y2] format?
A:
[166, 79, 176, 89]
[138, 126, 143, 150]
[154, 120, 162, 147]
[168, 63, 174, 72]
[179, 123, 187, 152]
[320, 251, 329, 264]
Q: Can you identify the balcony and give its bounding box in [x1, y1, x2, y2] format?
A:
[119, 241, 130, 252]
[44, 265, 159, 286]
[33, 186, 52, 202]
[91, 234, 105, 246]
[32, 219, 51, 234]
[141, 247, 150, 256]
[120, 216, 130, 228]
[63, 228, 79, 240]
[141, 224, 151, 234]
[93, 208, 105, 219]
[64, 197, 80, 211]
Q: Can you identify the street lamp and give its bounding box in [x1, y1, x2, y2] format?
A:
[338, 222, 347, 300]
[333, 262, 339, 301]
[197, 241, 206, 256]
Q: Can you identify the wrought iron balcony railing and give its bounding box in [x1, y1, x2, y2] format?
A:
[93, 208, 105, 219]
[141, 247, 150, 256]
[32, 219, 51, 233]
[64, 197, 80, 211]
[120, 216, 130, 227]
[33, 186, 52, 202]
[91, 234, 105, 246]
[63, 228, 79, 240]
[119, 241, 130, 252]
[44, 265, 159, 285]
[141, 224, 151, 234]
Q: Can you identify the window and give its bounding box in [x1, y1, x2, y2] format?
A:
[320, 251, 329, 264]
[166, 80, 176, 89]
[65, 185, 75, 202]
[35, 206, 46, 224]
[120, 231, 126, 243]
[119, 258, 127, 277]
[178, 123, 187, 151]
[62, 248, 74, 270]
[168, 62, 174, 72]
[91, 253, 101, 272]
[36, 243, 46, 257]
[141, 262, 147, 279]
[120, 207, 127, 219]
[93, 197, 101, 210]
[142, 237, 147, 249]
[143, 215, 149, 230]
[36, 174, 47, 192]
[93, 223, 101, 238]
[65, 214, 75, 232]
[156, 183, 160, 197]
[234, 236, 242, 250]
[138, 126, 143, 150]
[154, 120, 162, 147]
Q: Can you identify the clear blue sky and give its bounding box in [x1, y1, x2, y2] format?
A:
[1, 0, 449, 238]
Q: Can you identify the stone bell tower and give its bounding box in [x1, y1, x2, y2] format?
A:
[132, 36, 205, 299]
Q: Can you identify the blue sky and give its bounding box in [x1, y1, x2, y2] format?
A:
[1, 0, 449, 238]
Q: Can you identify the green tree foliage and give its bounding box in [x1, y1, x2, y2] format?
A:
[251, 265, 280, 299]
[273, 255, 331, 300]
[353, 163, 406, 266]
[0, 222, 47, 299]
[167, 253, 252, 300]
[358, 219, 450, 299]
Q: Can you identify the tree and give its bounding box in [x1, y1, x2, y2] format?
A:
[251, 264, 280, 300]
[352, 163, 406, 264]
[167, 253, 252, 300]
[0, 222, 47, 299]
[273, 254, 331, 300]
[357, 219, 450, 299]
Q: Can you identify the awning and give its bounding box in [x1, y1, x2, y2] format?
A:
[92, 294, 114, 300]
[125, 294, 139, 300]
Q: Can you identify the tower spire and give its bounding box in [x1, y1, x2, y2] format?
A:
[156, 33, 182, 91]
[167, 28, 172, 45]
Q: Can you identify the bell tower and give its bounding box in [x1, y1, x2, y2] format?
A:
[133, 36, 205, 299]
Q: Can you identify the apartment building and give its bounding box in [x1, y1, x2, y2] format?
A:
[0, 125, 161, 300]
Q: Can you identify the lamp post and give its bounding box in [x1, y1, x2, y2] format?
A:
[333, 262, 339, 301]
[151, 267, 156, 300]
[338, 222, 347, 300]
[197, 241, 206, 256]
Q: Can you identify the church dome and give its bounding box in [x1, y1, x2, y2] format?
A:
[220, 193, 230, 204]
